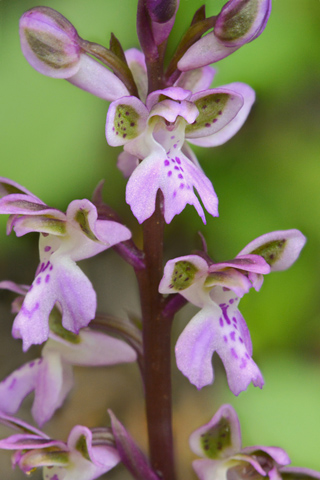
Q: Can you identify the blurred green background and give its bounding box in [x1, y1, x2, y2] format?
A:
[0, 0, 320, 478]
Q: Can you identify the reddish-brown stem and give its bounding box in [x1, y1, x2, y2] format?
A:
[136, 193, 176, 480]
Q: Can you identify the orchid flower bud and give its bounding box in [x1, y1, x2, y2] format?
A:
[178, 0, 271, 70]
[19, 6, 81, 79]
[141, 0, 180, 46]
[214, 0, 272, 47]
[19, 7, 129, 100]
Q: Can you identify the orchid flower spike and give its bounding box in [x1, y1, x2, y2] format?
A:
[19, 7, 129, 100]
[0, 413, 120, 480]
[159, 229, 306, 394]
[0, 289, 136, 425]
[190, 404, 320, 480]
[178, 0, 272, 70]
[107, 54, 255, 224]
[0, 177, 132, 351]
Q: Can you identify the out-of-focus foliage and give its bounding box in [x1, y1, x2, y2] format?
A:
[0, 1, 319, 479]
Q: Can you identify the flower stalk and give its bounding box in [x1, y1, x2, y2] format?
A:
[136, 192, 176, 480]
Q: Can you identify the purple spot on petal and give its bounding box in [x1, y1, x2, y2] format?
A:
[232, 317, 237, 323]
[171, 158, 176, 163]
[205, 122, 211, 127]
[245, 353, 250, 359]
[50, 265, 53, 271]
[123, 134, 127, 138]
[167, 171, 172, 177]
[212, 118, 218, 123]
[116, 132, 119, 135]
[45, 275, 50, 283]
[239, 337, 244, 343]
[173, 191, 177, 198]
[173, 144, 177, 149]
[171, 135, 175, 139]
[178, 174, 183, 179]
[219, 317, 224, 327]
[112, 127, 115, 131]
[125, 111, 129, 116]
[179, 183, 184, 189]
[130, 122, 135, 127]
[30, 362, 35, 368]
[231, 348, 238, 359]
[175, 157, 181, 164]
[229, 298, 234, 305]
[223, 335, 228, 343]
[9, 378, 16, 390]
[222, 287, 229, 292]
[215, 98, 221, 103]
[164, 159, 170, 166]
[180, 167, 184, 172]
[36, 277, 41, 285]
[230, 331, 236, 341]
[174, 166, 179, 170]
[218, 110, 222, 115]
[44, 246, 51, 252]
[240, 358, 247, 369]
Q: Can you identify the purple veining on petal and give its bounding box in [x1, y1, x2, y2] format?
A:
[171, 158, 176, 163]
[49, 265, 53, 271]
[36, 277, 41, 285]
[239, 337, 244, 343]
[219, 317, 224, 327]
[231, 348, 238, 359]
[9, 378, 16, 390]
[220, 303, 231, 325]
[230, 331, 236, 341]
[245, 353, 250, 359]
[232, 316, 237, 323]
[45, 275, 50, 283]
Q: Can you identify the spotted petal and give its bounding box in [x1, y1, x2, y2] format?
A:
[126, 145, 218, 224]
[106, 96, 149, 147]
[187, 83, 255, 147]
[175, 302, 263, 393]
[189, 404, 242, 459]
[186, 88, 244, 139]
[12, 255, 97, 350]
